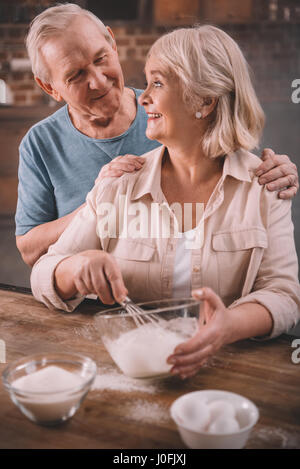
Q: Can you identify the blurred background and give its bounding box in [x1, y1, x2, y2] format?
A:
[0, 0, 299, 332]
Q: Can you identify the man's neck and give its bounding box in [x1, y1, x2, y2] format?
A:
[68, 87, 137, 139]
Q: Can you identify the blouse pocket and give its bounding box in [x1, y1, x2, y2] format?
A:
[212, 228, 268, 301]
[108, 238, 156, 299]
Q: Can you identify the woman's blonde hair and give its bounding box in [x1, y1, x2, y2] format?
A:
[26, 3, 114, 83]
[148, 25, 265, 158]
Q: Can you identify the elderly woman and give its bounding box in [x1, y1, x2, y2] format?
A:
[31, 25, 300, 379]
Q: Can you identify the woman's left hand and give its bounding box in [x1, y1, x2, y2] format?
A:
[167, 287, 233, 379]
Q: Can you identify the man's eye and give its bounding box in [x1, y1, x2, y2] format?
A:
[95, 56, 106, 63]
[68, 71, 82, 82]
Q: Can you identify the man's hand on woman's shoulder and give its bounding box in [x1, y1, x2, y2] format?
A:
[255, 148, 299, 199]
[96, 149, 299, 201]
[95, 154, 146, 185]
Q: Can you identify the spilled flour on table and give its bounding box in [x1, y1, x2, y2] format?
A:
[91, 365, 159, 394]
[73, 325, 99, 341]
[249, 426, 300, 449]
[124, 399, 171, 424]
[91, 366, 175, 426]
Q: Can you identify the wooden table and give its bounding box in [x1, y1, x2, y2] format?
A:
[0, 285, 299, 449]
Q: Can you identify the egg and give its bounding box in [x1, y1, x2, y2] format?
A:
[208, 416, 240, 434]
[235, 405, 252, 428]
[208, 399, 236, 421]
[181, 400, 211, 432]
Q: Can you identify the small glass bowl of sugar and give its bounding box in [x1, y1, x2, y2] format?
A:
[2, 352, 97, 426]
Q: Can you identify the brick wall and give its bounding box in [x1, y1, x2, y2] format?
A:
[0, 0, 299, 106]
[221, 22, 300, 103]
[0, 24, 40, 105]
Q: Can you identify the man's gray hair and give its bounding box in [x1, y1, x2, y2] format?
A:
[26, 3, 114, 82]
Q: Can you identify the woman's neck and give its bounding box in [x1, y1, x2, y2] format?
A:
[160, 145, 224, 230]
[162, 144, 224, 186]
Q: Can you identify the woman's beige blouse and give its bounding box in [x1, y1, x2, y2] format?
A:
[31, 145, 300, 338]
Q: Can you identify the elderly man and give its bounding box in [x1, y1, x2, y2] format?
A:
[16, 3, 299, 269]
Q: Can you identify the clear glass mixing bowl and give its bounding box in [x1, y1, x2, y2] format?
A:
[94, 298, 201, 379]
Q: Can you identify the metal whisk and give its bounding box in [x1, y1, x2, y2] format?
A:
[120, 296, 160, 327]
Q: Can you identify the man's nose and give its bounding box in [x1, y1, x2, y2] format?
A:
[88, 69, 107, 90]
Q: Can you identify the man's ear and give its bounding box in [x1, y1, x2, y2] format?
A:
[34, 76, 63, 102]
[106, 26, 117, 51]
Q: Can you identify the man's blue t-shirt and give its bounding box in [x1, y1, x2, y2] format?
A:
[15, 88, 159, 235]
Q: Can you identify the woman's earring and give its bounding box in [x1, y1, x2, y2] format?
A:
[195, 111, 202, 119]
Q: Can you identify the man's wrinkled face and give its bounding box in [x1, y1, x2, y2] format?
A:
[41, 15, 124, 122]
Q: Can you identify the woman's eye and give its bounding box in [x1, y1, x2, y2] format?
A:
[143, 80, 163, 89]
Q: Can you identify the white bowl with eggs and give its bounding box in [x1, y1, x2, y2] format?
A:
[170, 390, 259, 449]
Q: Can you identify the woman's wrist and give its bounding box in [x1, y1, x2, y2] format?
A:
[225, 303, 274, 344]
[54, 256, 78, 300]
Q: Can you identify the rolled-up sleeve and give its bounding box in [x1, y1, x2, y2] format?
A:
[229, 193, 300, 339]
[31, 189, 101, 312]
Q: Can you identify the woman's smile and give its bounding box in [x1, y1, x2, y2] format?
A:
[147, 112, 162, 119]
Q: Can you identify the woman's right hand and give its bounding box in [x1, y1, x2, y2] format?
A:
[95, 154, 145, 184]
[54, 250, 128, 305]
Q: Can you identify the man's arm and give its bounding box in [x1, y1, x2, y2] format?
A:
[16, 152, 144, 268]
[16, 203, 85, 267]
